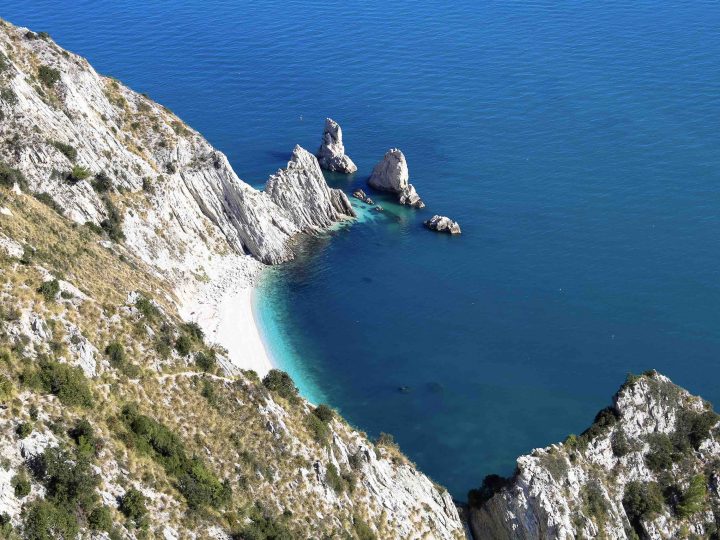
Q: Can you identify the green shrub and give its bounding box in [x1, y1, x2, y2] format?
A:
[25, 359, 93, 408]
[313, 404, 334, 423]
[12, 471, 31, 497]
[307, 412, 330, 444]
[0, 375, 13, 402]
[0, 512, 12, 537]
[195, 350, 216, 372]
[262, 369, 298, 401]
[238, 512, 293, 540]
[105, 341, 126, 369]
[581, 481, 608, 521]
[677, 409, 720, 450]
[100, 198, 125, 242]
[175, 334, 192, 356]
[0, 52, 9, 73]
[324, 463, 344, 493]
[119, 488, 147, 522]
[37, 65, 60, 87]
[88, 505, 113, 531]
[67, 164, 91, 183]
[32, 192, 64, 215]
[201, 379, 219, 407]
[623, 481, 665, 526]
[50, 141, 77, 161]
[0, 87, 17, 105]
[676, 475, 707, 518]
[16, 422, 33, 439]
[38, 279, 60, 302]
[121, 404, 229, 509]
[180, 322, 204, 342]
[644, 433, 674, 472]
[0, 161, 27, 190]
[68, 418, 100, 458]
[22, 499, 79, 540]
[92, 171, 112, 193]
[136, 295, 162, 321]
[611, 428, 631, 457]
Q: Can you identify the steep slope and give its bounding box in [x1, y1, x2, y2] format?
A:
[468, 371, 720, 540]
[0, 18, 464, 540]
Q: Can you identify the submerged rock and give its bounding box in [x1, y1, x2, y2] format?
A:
[368, 149, 425, 208]
[424, 215, 461, 235]
[316, 118, 357, 173]
[265, 145, 356, 231]
[352, 188, 374, 205]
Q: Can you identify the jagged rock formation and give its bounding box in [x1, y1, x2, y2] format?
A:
[468, 371, 720, 540]
[425, 215, 461, 235]
[0, 19, 355, 278]
[316, 117, 357, 173]
[0, 18, 465, 540]
[352, 188, 374, 205]
[368, 148, 425, 208]
[266, 145, 356, 230]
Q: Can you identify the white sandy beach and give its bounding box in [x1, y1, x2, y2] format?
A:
[179, 255, 275, 377]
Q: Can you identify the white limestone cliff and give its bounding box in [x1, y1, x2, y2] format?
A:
[266, 145, 356, 230]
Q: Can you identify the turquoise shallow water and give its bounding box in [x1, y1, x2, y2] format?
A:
[6, 0, 720, 499]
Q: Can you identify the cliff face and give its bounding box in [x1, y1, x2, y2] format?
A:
[468, 372, 720, 540]
[0, 19, 464, 540]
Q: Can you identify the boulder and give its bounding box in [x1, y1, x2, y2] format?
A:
[316, 118, 357, 173]
[424, 215, 461, 235]
[352, 189, 374, 205]
[368, 149, 424, 208]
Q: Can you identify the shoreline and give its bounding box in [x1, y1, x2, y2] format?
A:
[180, 255, 276, 377]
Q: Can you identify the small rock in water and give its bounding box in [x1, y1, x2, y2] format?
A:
[398, 385, 412, 394]
[352, 189, 375, 205]
[374, 206, 384, 212]
[424, 215, 461, 235]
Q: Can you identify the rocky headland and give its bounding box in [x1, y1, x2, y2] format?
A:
[316, 117, 357, 174]
[367, 148, 425, 208]
[468, 371, 720, 540]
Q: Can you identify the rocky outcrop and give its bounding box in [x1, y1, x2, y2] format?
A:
[316, 118, 357, 173]
[0, 20, 357, 282]
[425, 215, 461, 235]
[468, 371, 720, 540]
[352, 188, 374, 205]
[368, 148, 425, 208]
[265, 145, 356, 230]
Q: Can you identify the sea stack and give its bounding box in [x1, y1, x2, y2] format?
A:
[316, 118, 357, 173]
[424, 215, 461, 234]
[265, 145, 356, 231]
[368, 149, 425, 208]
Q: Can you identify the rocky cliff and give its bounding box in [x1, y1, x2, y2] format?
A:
[468, 371, 720, 540]
[0, 18, 464, 540]
[266, 145, 356, 230]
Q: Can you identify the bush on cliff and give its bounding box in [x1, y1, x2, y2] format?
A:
[262, 369, 298, 401]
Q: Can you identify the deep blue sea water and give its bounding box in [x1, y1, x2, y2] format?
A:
[7, 1, 720, 499]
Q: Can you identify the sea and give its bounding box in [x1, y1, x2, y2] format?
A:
[6, 0, 720, 499]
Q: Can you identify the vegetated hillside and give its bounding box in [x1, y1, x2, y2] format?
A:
[0, 18, 464, 540]
[468, 371, 720, 540]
